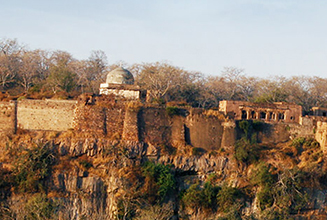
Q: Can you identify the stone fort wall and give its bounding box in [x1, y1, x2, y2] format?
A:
[17, 99, 77, 131]
[0, 98, 323, 152]
[0, 101, 16, 134]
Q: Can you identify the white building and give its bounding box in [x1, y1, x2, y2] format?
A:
[99, 67, 146, 100]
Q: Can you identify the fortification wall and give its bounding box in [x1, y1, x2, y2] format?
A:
[106, 107, 126, 138]
[315, 121, 327, 152]
[17, 99, 77, 131]
[122, 108, 139, 141]
[139, 108, 171, 144]
[122, 107, 229, 151]
[185, 109, 225, 151]
[2, 97, 325, 153]
[73, 104, 106, 134]
[0, 101, 16, 133]
[257, 123, 290, 144]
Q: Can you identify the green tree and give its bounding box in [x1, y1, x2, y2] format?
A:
[47, 51, 77, 93]
[142, 161, 176, 203]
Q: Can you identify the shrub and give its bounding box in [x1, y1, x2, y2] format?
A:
[181, 184, 203, 210]
[239, 120, 250, 137]
[234, 137, 259, 164]
[160, 144, 177, 156]
[165, 106, 180, 116]
[13, 142, 56, 193]
[291, 137, 306, 149]
[135, 202, 174, 220]
[0, 166, 13, 192]
[257, 187, 274, 210]
[217, 185, 244, 213]
[273, 168, 308, 213]
[17, 96, 27, 101]
[142, 161, 176, 203]
[181, 181, 220, 212]
[251, 163, 276, 210]
[252, 120, 264, 131]
[251, 163, 275, 188]
[24, 193, 58, 220]
[290, 137, 320, 156]
[303, 137, 320, 149]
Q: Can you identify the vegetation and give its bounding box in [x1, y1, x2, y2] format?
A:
[234, 137, 260, 164]
[142, 161, 176, 202]
[251, 163, 276, 210]
[216, 185, 244, 213]
[13, 142, 56, 193]
[24, 193, 58, 220]
[0, 129, 325, 219]
[2, 38, 327, 112]
[181, 181, 220, 213]
[1, 38, 327, 219]
[165, 106, 180, 116]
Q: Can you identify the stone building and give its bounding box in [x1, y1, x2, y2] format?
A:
[219, 100, 302, 123]
[99, 67, 146, 100]
[311, 107, 327, 117]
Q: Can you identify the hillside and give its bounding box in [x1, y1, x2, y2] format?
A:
[0, 114, 327, 219]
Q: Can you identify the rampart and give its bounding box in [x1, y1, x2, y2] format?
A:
[1, 97, 327, 152]
[73, 102, 231, 151]
[0, 101, 16, 134]
[17, 99, 77, 131]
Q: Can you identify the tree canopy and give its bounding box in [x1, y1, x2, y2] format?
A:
[1, 38, 327, 112]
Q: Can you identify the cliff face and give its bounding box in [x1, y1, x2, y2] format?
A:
[1, 98, 327, 219]
[1, 126, 327, 220]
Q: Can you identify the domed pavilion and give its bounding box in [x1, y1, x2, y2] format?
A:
[99, 67, 146, 100]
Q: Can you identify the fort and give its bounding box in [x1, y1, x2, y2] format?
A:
[0, 96, 327, 152]
[1, 67, 327, 152]
[2, 67, 327, 219]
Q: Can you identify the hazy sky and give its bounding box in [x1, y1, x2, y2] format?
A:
[1, 0, 327, 78]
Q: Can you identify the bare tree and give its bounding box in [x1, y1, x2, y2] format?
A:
[254, 76, 289, 103]
[0, 39, 25, 89]
[17, 51, 39, 91]
[221, 67, 245, 100]
[136, 62, 186, 102]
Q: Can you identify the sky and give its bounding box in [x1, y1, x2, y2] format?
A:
[1, 0, 327, 78]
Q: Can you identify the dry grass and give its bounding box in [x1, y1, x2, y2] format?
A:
[47, 190, 67, 198]
[58, 130, 104, 139]
[53, 155, 73, 171]
[203, 109, 226, 120]
[126, 101, 143, 111]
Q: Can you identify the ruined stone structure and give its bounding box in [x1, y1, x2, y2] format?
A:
[3, 96, 327, 152]
[219, 100, 302, 123]
[99, 67, 146, 100]
[73, 98, 235, 151]
[311, 107, 327, 117]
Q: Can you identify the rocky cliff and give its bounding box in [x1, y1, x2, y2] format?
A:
[0, 124, 327, 220]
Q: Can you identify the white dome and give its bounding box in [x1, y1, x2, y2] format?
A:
[106, 67, 134, 85]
